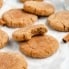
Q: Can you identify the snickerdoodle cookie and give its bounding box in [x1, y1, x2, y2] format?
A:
[24, 1, 54, 16]
[0, 52, 27, 69]
[0, 29, 9, 48]
[2, 9, 38, 27]
[48, 11, 69, 32]
[0, 0, 3, 8]
[12, 24, 47, 41]
[20, 35, 59, 58]
[20, 0, 43, 3]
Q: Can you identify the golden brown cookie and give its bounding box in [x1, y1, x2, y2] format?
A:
[0, 19, 5, 25]
[24, 1, 55, 16]
[63, 33, 69, 43]
[0, 0, 3, 8]
[0, 52, 27, 69]
[20, 35, 59, 58]
[2, 9, 38, 27]
[12, 24, 47, 41]
[0, 29, 9, 48]
[48, 11, 69, 32]
[20, 0, 43, 3]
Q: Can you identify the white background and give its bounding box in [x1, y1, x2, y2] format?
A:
[0, 0, 69, 69]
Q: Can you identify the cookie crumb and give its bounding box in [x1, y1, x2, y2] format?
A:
[63, 34, 69, 43]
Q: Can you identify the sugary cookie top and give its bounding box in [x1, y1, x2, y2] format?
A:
[0, 53, 27, 69]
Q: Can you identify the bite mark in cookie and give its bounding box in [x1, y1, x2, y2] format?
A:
[12, 24, 47, 41]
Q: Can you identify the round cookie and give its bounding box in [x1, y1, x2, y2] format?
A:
[48, 11, 69, 32]
[0, 52, 27, 69]
[20, 0, 43, 3]
[0, 29, 9, 48]
[24, 1, 54, 16]
[20, 35, 59, 58]
[2, 9, 38, 28]
[0, 0, 3, 8]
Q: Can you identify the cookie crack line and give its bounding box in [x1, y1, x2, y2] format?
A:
[59, 19, 66, 31]
[54, 14, 65, 31]
[58, 17, 69, 32]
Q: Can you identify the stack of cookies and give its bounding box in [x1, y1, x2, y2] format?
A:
[0, 24, 59, 69]
[12, 24, 59, 58]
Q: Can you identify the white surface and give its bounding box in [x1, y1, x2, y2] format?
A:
[64, 0, 69, 10]
[0, 0, 69, 69]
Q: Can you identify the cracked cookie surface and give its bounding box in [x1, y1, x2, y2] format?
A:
[2, 9, 38, 28]
[0, 29, 9, 48]
[48, 11, 69, 31]
[0, 52, 27, 69]
[12, 24, 47, 41]
[20, 35, 59, 58]
[24, 1, 54, 16]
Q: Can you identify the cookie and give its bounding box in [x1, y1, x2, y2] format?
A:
[0, 0, 3, 8]
[48, 11, 69, 32]
[63, 33, 69, 43]
[0, 29, 9, 48]
[24, 1, 54, 16]
[12, 24, 47, 41]
[20, 0, 43, 3]
[0, 19, 5, 25]
[2, 9, 38, 27]
[20, 35, 59, 58]
[0, 52, 27, 69]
